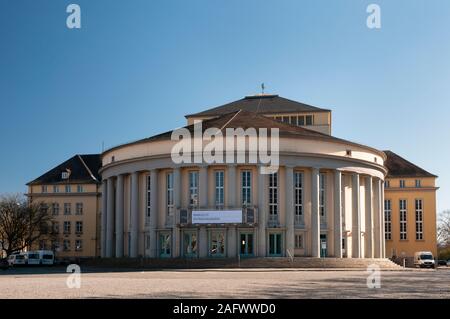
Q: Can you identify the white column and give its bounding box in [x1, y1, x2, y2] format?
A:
[352, 173, 361, 258]
[311, 168, 320, 258]
[257, 167, 267, 256]
[115, 174, 124, 258]
[149, 170, 158, 258]
[227, 165, 237, 208]
[285, 166, 295, 256]
[199, 166, 208, 208]
[172, 167, 181, 258]
[373, 178, 381, 258]
[101, 180, 107, 258]
[226, 165, 237, 258]
[381, 180, 386, 258]
[365, 176, 374, 258]
[130, 172, 139, 258]
[334, 170, 343, 258]
[106, 177, 115, 258]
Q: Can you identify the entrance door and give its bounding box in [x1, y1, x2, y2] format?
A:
[269, 233, 282, 256]
[320, 234, 327, 258]
[183, 232, 198, 257]
[210, 231, 225, 257]
[159, 233, 171, 258]
[240, 233, 254, 257]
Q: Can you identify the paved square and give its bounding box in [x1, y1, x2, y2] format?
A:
[1, 267, 449, 298]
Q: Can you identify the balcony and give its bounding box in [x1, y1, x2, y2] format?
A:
[175, 207, 258, 227]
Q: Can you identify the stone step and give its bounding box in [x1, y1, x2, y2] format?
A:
[82, 257, 403, 270]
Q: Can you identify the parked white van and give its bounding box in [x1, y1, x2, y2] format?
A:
[23, 252, 40, 265]
[7, 253, 26, 266]
[414, 251, 435, 268]
[36, 250, 54, 265]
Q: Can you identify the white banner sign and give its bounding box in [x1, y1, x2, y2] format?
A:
[192, 210, 242, 224]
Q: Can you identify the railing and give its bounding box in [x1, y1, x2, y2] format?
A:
[286, 248, 294, 262]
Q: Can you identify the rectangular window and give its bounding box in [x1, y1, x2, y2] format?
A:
[295, 234, 303, 249]
[241, 170, 252, 206]
[63, 221, 71, 235]
[75, 221, 83, 234]
[384, 180, 390, 188]
[41, 185, 47, 193]
[319, 173, 326, 223]
[215, 171, 224, 209]
[75, 203, 83, 215]
[298, 116, 305, 126]
[415, 179, 421, 188]
[294, 172, 303, 225]
[306, 115, 313, 125]
[269, 172, 278, 225]
[63, 240, 70, 251]
[399, 199, 407, 240]
[399, 180, 405, 188]
[146, 175, 151, 218]
[77, 185, 83, 193]
[282, 116, 289, 124]
[75, 239, 83, 251]
[52, 221, 59, 234]
[167, 172, 174, 215]
[384, 200, 392, 240]
[415, 199, 423, 240]
[291, 116, 298, 126]
[53, 185, 59, 193]
[64, 203, 71, 215]
[189, 171, 199, 208]
[65, 185, 71, 193]
[183, 232, 198, 257]
[52, 203, 59, 215]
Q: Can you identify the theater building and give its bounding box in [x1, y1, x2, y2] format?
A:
[99, 95, 388, 259]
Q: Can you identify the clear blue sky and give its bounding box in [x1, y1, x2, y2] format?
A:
[1, 1, 449, 212]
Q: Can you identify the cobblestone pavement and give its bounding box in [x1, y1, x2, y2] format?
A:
[1, 267, 449, 298]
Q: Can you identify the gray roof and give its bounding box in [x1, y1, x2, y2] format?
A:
[384, 151, 437, 178]
[185, 95, 330, 118]
[27, 154, 101, 185]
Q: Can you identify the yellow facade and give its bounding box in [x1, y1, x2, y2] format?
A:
[384, 177, 438, 258]
[27, 183, 101, 259]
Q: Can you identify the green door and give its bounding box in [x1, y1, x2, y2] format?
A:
[269, 233, 282, 256]
[183, 232, 198, 257]
[320, 234, 327, 258]
[159, 233, 171, 258]
[240, 233, 254, 257]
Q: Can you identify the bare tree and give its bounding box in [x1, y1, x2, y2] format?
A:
[438, 210, 450, 246]
[0, 194, 56, 257]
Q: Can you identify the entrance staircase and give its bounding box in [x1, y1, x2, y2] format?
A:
[83, 257, 403, 270]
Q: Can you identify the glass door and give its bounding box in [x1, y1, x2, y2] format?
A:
[210, 231, 225, 257]
[240, 233, 254, 257]
[159, 233, 171, 258]
[320, 234, 327, 258]
[183, 232, 198, 258]
[269, 233, 282, 256]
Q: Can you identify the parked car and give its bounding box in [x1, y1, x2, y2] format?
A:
[0, 258, 9, 270]
[447, 260, 450, 267]
[413, 251, 435, 268]
[7, 253, 26, 266]
[438, 260, 447, 266]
